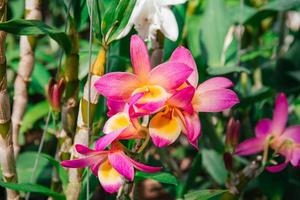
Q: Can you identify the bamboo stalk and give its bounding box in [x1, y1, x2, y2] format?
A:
[66, 48, 106, 200]
[0, 0, 20, 199]
[11, 0, 42, 157]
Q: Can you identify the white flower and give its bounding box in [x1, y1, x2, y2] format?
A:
[118, 0, 187, 41]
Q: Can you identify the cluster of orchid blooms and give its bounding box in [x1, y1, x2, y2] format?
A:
[59, 35, 300, 193]
[56, 0, 300, 194]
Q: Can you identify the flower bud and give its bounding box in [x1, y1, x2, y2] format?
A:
[225, 118, 240, 152]
[223, 152, 233, 171]
[47, 78, 65, 112]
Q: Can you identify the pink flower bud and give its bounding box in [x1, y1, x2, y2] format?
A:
[225, 118, 240, 151]
[223, 152, 233, 171]
[47, 78, 65, 112]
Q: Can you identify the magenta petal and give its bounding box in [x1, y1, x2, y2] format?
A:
[266, 162, 288, 173]
[170, 46, 198, 87]
[183, 112, 201, 149]
[272, 93, 288, 135]
[282, 125, 300, 143]
[108, 151, 134, 181]
[91, 163, 101, 176]
[130, 35, 151, 79]
[61, 155, 100, 168]
[107, 100, 126, 117]
[149, 62, 193, 90]
[75, 144, 97, 155]
[235, 137, 265, 156]
[94, 72, 139, 101]
[95, 129, 125, 151]
[168, 86, 195, 110]
[197, 77, 234, 92]
[193, 89, 239, 112]
[291, 148, 300, 166]
[255, 119, 272, 137]
[128, 157, 162, 173]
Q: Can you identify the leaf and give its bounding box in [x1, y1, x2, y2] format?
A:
[184, 189, 227, 200]
[200, 0, 231, 67]
[17, 152, 50, 183]
[101, 0, 137, 44]
[42, 154, 69, 187]
[86, 0, 103, 41]
[0, 181, 65, 200]
[263, 0, 300, 11]
[207, 66, 250, 75]
[201, 149, 228, 184]
[20, 101, 49, 135]
[0, 19, 71, 54]
[135, 172, 178, 186]
[30, 62, 51, 95]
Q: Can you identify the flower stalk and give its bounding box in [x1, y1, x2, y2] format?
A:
[11, 0, 42, 157]
[0, 0, 19, 199]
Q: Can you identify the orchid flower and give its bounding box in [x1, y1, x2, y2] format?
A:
[95, 35, 193, 116]
[236, 93, 300, 172]
[148, 47, 239, 148]
[61, 142, 161, 193]
[117, 0, 187, 41]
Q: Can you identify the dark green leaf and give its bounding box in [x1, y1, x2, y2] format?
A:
[135, 172, 178, 186]
[184, 189, 227, 200]
[0, 19, 71, 54]
[0, 181, 65, 200]
[207, 66, 250, 75]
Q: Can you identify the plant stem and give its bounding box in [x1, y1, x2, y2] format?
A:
[11, 0, 42, 158]
[0, 0, 19, 199]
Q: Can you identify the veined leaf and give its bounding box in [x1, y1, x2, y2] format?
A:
[0, 181, 65, 200]
[207, 66, 250, 75]
[184, 189, 227, 200]
[0, 19, 71, 54]
[135, 172, 178, 186]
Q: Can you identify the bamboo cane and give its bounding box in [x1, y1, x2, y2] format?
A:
[66, 48, 106, 200]
[11, 0, 42, 157]
[0, 0, 20, 199]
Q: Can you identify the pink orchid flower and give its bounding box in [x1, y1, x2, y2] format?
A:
[148, 47, 239, 148]
[94, 35, 193, 116]
[61, 142, 161, 193]
[236, 93, 300, 172]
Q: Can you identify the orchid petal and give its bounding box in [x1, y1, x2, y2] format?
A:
[182, 112, 201, 149]
[108, 151, 134, 181]
[272, 93, 288, 135]
[282, 125, 300, 143]
[291, 148, 300, 166]
[94, 72, 139, 101]
[149, 62, 193, 91]
[95, 129, 125, 151]
[130, 35, 151, 79]
[235, 137, 265, 156]
[266, 162, 288, 173]
[255, 119, 272, 137]
[128, 157, 162, 173]
[168, 86, 195, 110]
[103, 112, 131, 134]
[193, 89, 239, 112]
[160, 7, 179, 42]
[196, 77, 234, 92]
[98, 160, 124, 193]
[149, 111, 182, 147]
[107, 100, 126, 117]
[170, 47, 198, 87]
[75, 144, 97, 155]
[61, 155, 101, 168]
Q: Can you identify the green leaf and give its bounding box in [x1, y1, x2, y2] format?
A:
[86, 0, 103, 41]
[30, 62, 51, 95]
[20, 101, 49, 135]
[201, 149, 228, 184]
[263, 0, 300, 11]
[0, 181, 65, 200]
[17, 152, 50, 183]
[0, 19, 72, 54]
[101, 0, 137, 44]
[135, 172, 178, 186]
[207, 66, 250, 75]
[41, 154, 69, 187]
[184, 189, 227, 200]
[200, 0, 231, 67]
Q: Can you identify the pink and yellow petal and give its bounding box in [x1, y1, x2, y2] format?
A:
[282, 125, 300, 143]
[108, 151, 134, 181]
[94, 72, 140, 101]
[170, 47, 198, 87]
[98, 160, 124, 193]
[167, 86, 195, 110]
[149, 62, 193, 91]
[149, 111, 182, 147]
[95, 129, 125, 151]
[107, 99, 126, 117]
[103, 112, 132, 134]
[193, 89, 239, 112]
[130, 35, 151, 80]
